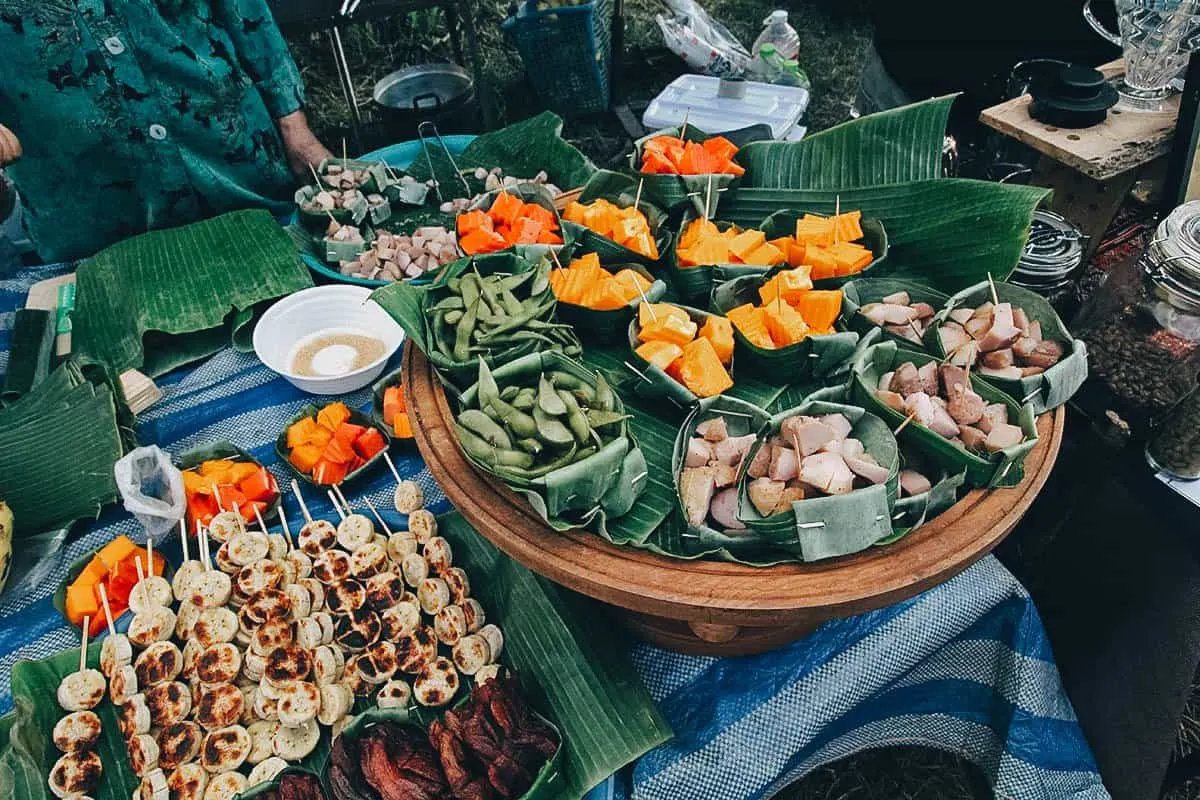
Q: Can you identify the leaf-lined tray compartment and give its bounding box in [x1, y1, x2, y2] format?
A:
[274, 404, 392, 487]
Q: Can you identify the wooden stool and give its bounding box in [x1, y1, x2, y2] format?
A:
[980, 60, 1179, 262]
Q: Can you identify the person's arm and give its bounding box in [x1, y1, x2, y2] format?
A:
[214, 0, 331, 177]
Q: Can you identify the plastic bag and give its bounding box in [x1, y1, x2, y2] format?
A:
[655, 0, 751, 77]
[114, 445, 186, 538]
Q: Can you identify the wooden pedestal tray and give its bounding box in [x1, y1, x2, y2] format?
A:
[403, 343, 1065, 656]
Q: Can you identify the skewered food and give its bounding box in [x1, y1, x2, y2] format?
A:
[189, 570, 232, 609]
[875, 361, 1028, 454]
[100, 631, 133, 676]
[640, 134, 744, 176]
[417, 577, 450, 615]
[443, 568, 472, 605]
[128, 606, 177, 648]
[457, 190, 564, 255]
[272, 718, 320, 760]
[134, 640, 183, 685]
[157, 721, 203, 770]
[451, 634, 492, 675]
[127, 732, 160, 777]
[52, 710, 102, 753]
[936, 300, 1064, 376]
[246, 756, 289, 786]
[407, 510, 436, 543]
[118, 694, 152, 738]
[634, 304, 734, 398]
[376, 679, 413, 709]
[48, 750, 103, 799]
[195, 683, 244, 730]
[857, 290, 938, 344]
[277, 680, 322, 726]
[336, 513, 374, 551]
[111, 664, 138, 705]
[58, 667, 105, 712]
[145, 680, 192, 726]
[395, 626, 438, 674]
[200, 725, 252, 773]
[316, 683, 353, 726]
[202, 770, 247, 800]
[413, 656, 459, 707]
[393, 480, 424, 515]
[65, 537, 166, 634]
[561, 201, 660, 259]
[167, 763, 208, 800]
[349, 542, 387, 579]
[298, 519, 337, 555]
[340, 228, 458, 282]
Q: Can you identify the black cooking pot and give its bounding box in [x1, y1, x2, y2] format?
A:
[373, 63, 479, 141]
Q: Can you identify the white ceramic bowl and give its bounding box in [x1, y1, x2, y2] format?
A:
[253, 285, 405, 395]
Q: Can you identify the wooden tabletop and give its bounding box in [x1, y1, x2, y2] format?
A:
[979, 60, 1180, 181]
[403, 342, 1065, 636]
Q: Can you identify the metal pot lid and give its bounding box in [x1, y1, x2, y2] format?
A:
[1017, 210, 1083, 278]
[373, 63, 473, 110]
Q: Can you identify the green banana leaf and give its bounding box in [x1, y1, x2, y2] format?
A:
[275, 404, 392, 487]
[882, 446, 967, 544]
[406, 112, 597, 192]
[628, 126, 743, 217]
[709, 275, 860, 381]
[851, 341, 1037, 488]
[625, 305, 733, 410]
[554, 262, 668, 344]
[178, 440, 283, 521]
[0, 361, 122, 539]
[72, 210, 314, 376]
[739, 96, 956, 189]
[468, 183, 572, 262]
[922, 280, 1088, 415]
[671, 395, 772, 541]
[734, 401, 900, 562]
[371, 252, 581, 388]
[565, 170, 673, 266]
[456, 352, 647, 529]
[758, 211, 889, 289]
[440, 512, 672, 798]
[1, 309, 55, 402]
[718, 180, 1050, 295]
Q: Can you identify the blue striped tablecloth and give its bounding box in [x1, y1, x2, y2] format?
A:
[0, 262, 1110, 799]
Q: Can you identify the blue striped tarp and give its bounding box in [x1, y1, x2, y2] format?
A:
[0, 262, 1109, 799]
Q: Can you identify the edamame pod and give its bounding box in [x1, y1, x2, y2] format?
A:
[538, 376, 568, 416]
[511, 388, 536, 411]
[556, 389, 590, 444]
[485, 398, 539, 439]
[458, 409, 513, 449]
[594, 372, 616, 412]
[532, 405, 574, 446]
[453, 298, 481, 362]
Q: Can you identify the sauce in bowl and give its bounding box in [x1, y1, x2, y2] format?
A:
[288, 329, 387, 377]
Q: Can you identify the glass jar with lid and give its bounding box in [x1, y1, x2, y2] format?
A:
[1009, 209, 1085, 318]
[1074, 201, 1200, 436]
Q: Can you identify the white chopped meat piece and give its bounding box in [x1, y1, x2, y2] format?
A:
[984, 423, 1025, 452]
[799, 452, 855, 495]
[709, 488, 745, 530]
[899, 470, 932, 496]
[767, 444, 799, 481]
[747, 478, 786, 517]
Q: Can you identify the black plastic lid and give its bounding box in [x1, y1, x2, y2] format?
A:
[1028, 64, 1118, 129]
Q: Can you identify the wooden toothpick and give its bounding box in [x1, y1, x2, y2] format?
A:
[634, 282, 657, 321]
[680, 109, 690, 142]
[987, 272, 1000, 305]
[309, 163, 322, 186]
[292, 480, 314, 525]
[331, 484, 353, 514]
[180, 517, 190, 563]
[146, 536, 155, 578]
[633, 178, 644, 212]
[98, 584, 116, 637]
[363, 498, 393, 536]
[253, 507, 270, 537]
[894, 411, 918, 435]
[210, 483, 225, 512]
[278, 506, 294, 551]
[326, 490, 347, 521]
[382, 452, 403, 485]
[704, 175, 714, 222]
[80, 619, 89, 673]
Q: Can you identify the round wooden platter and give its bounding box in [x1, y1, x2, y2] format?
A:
[403, 343, 1065, 656]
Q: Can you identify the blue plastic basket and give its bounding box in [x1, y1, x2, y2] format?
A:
[502, 0, 613, 116]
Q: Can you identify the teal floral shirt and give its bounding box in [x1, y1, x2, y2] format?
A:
[0, 0, 306, 262]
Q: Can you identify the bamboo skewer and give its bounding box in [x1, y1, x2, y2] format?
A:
[231, 502, 247, 534]
[146, 536, 155, 577]
[278, 506, 295, 551]
[199, 525, 213, 572]
[363, 498, 393, 535]
[180, 517, 190, 563]
[134, 556, 146, 585]
[987, 272, 1000, 305]
[327, 491, 347, 521]
[210, 484, 225, 512]
[382, 452, 403, 485]
[80, 620, 89, 673]
[633, 178, 644, 212]
[331, 484, 353, 514]
[98, 584, 116, 637]
[894, 411, 918, 435]
[253, 507, 270, 538]
[292, 480, 314, 525]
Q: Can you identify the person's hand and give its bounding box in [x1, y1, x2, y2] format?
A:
[0, 124, 21, 166]
[275, 111, 332, 181]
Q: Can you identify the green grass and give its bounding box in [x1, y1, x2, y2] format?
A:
[283, 4, 1200, 797]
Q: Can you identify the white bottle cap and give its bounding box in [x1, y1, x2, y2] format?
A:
[767, 10, 788, 24]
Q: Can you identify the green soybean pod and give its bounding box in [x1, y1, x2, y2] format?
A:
[430, 295, 465, 312]
[511, 388, 536, 411]
[514, 437, 544, 456]
[458, 409, 513, 449]
[532, 405, 575, 446]
[459, 272, 480, 309]
[485, 397, 539, 439]
[556, 389, 590, 444]
[453, 298, 480, 362]
[443, 309, 464, 326]
[594, 371, 616, 412]
[455, 423, 497, 465]
[538, 375, 568, 416]
[499, 385, 520, 402]
[500, 288, 524, 316]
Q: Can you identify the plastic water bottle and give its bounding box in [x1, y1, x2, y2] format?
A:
[752, 10, 800, 62]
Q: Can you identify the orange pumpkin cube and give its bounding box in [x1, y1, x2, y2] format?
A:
[675, 338, 734, 398]
[698, 316, 734, 366]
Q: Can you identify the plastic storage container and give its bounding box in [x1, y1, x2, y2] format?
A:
[1075, 201, 1200, 435]
[1009, 209, 1086, 318]
[503, 0, 613, 116]
[643, 74, 809, 140]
